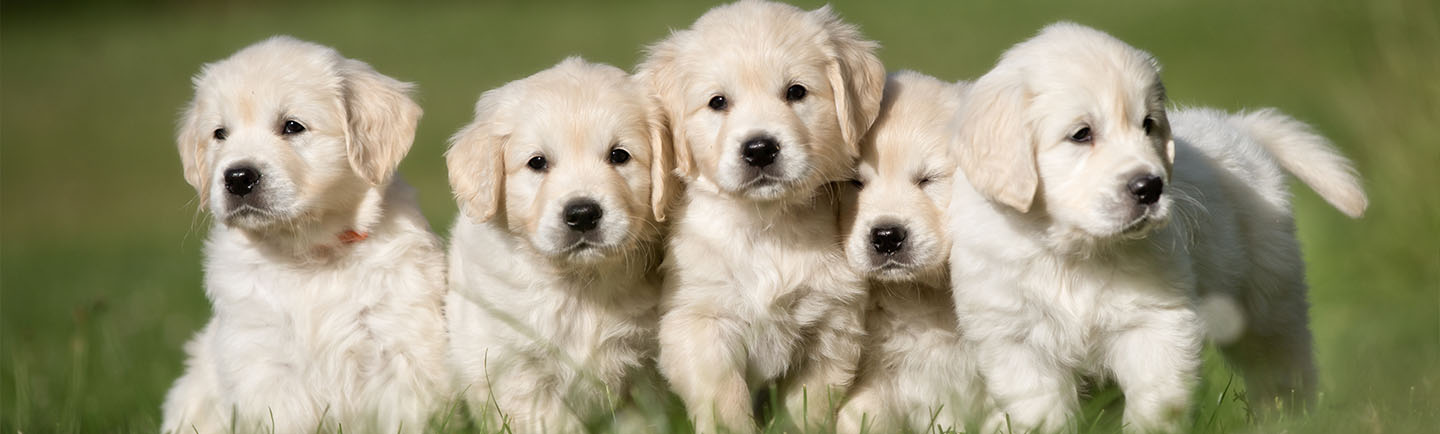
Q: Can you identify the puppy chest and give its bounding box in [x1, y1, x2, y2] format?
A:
[214, 271, 433, 383]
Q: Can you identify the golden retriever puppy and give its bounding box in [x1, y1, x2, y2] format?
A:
[835, 71, 991, 434]
[948, 23, 1368, 432]
[637, 1, 885, 432]
[444, 57, 672, 434]
[162, 37, 450, 434]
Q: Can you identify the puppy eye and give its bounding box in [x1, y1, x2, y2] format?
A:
[1069, 126, 1093, 144]
[916, 176, 933, 186]
[526, 155, 548, 172]
[608, 148, 631, 165]
[282, 120, 306, 135]
[785, 84, 807, 102]
[1142, 117, 1156, 135]
[213, 128, 228, 141]
[849, 179, 865, 190]
[708, 95, 728, 111]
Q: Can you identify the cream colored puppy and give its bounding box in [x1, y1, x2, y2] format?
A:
[835, 71, 992, 434]
[948, 23, 1368, 433]
[444, 58, 672, 434]
[637, 1, 885, 432]
[162, 37, 450, 434]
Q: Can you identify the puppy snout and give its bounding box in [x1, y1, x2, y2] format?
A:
[1128, 174, 1164, 205]
[741, 135, 780, 168]
[224, 165, 261, 197]
[870, 224, 908, 256]
[562, 199, 603, 233]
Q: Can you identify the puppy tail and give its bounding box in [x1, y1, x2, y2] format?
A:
[1231, 108, 1369, 218]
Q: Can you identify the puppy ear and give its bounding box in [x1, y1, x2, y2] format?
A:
[339, 59, 423, 186]
[646, 98, 678, 222]
[953, 70, 1038, 213]
[176, 99, 211, 206]
[636, 34, 695, 178]
[446, 88, 513, 222]
[813, 5, 886, 151]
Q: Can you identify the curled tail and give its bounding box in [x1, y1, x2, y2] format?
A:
[1229, 108, 1369, 218]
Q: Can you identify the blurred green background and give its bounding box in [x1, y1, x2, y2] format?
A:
[2, 0, 1436, 432]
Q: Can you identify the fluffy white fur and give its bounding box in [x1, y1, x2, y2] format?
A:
[162, 37, 451, 434]
[835, 71, 992, 434]
[443, 58, 672, 434]
[947, 23, 1368, 433]
[636, 1, 886, 432]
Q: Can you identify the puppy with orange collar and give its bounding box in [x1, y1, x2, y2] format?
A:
[162, 37, 450, 434]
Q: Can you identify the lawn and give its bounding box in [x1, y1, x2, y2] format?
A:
[2, 0, 1436, 432]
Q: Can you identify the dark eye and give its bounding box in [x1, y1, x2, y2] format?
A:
[526, 155, 548, 172]
[213, 128, 227, 141]
[916, 176, 933, 186]
[1069, 126, 1093, 144]
[608, 148, 631, 165]
[708, 95, 728, 111]
[785, 84, 807, 102]
[1142, 117, 1156, 135]
[282, 120, 305, 135]
[849, 178, 865, 190]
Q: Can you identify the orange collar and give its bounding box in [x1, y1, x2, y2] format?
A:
[337, 230, 369, 244]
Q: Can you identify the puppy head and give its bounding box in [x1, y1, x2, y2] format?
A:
[842, 72, 964, 282]
[638, 0, 885, 203]
[446, 58, 671, 264]
[177, 36, 421, 231]
[954, 22, 1175, 241]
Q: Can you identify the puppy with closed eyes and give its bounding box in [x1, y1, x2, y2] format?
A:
[162, 37, 450, 434]
[948, 23, 1368, 432]
[835, 71, 992, 434]
[444, 57, 672, 434]
[637, 1, 885, 432]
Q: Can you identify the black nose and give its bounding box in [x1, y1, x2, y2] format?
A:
[563, 199, 603, 232]
[741, 136, 780, 167]
[224, 166, 261, 197]
[1128, 174, 1164, 205]
[870, 225, 908, 255]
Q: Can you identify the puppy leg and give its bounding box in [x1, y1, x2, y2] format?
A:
[781, 306, 865, 432]
[160, 346, 227, 429]
[1222, 284, 1317, 415]
[976, 340, 1079, 433]
[1104, 307, 1202, 433]
[486, 373, 586, 434]
[836, 384, 887, 434]
[1222, 243, 1318, 415]
[659, 309, 754, 434]
[161, 329, 229, 434]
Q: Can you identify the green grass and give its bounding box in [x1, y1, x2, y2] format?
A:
[2, 0, 1436, 432]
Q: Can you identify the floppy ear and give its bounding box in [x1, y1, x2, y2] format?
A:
[953, 70, 1039, 213]
[636, 34, 695, 179]
[646, 99, 678, 222]
[813, 5, 886, 151]
[446, 88, 513, 222]
[176, 99, 211, 206]
[339, 59, 423, 186]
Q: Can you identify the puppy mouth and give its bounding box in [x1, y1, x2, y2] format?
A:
[558, 235, 624, 256]
[1121, 215, 1150, 234]
[870, 261, 929, 282]
[222, 203, 280, 223]
[738, 173, 787, 188]
[877, 258, 913, 270]
[1119, 206, 1169, 236]
[563, 240, 600, 252]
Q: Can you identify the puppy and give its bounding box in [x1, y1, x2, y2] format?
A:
[948, 23, 1368, 432]
[444, 58, 672, 434]
[637, 1, 886, 432]
[162, 37, 450, 434]
[835, 71, 991, 434]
